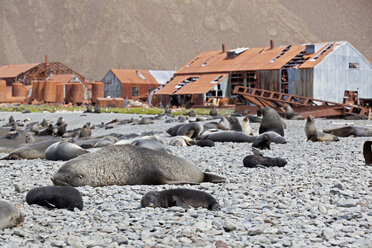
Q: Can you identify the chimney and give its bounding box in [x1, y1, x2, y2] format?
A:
[222, 43, 226, 53]
[270, 40, 274, 50]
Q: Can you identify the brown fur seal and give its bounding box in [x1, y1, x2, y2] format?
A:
[0, 201, 24, 230]
[26, 186, 83, 211]
[2, 140, 59, 160]
[363, 141, 372, 165]
[45, 141, 89, 161]
[243, 151, 287, 168]
[141, 188, 221, 210]
[226, 115, 242, 132]
[259, 107, 285, 136]
[37, 123, 54, 136]
[252, 133, 271, 150]
[305, 115, 339, 142]
[51, 144, 226, 187]
[79, 122, 91, 138]
[323, 126, 372, 137]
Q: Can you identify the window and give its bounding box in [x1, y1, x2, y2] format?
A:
[349, 63, 359, 69]
[132, 87, 139, 96]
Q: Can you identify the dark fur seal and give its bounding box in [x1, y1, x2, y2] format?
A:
[226, 116, 242, 132]
[51, 145, 226, 187]
[141, 188, 221, 210]
[209, 107, 218, 116]
[166, 124, 184, 136]
[199, 131, 256, 143]
[259, 107, 285, 136]
[45, 141, 89, 161]
[323, 126, 372, 137]
[176, 122, 203, 139]
[0, 201, 24, 229]
[26, 186, 83, 211]
[363, 141, 372, 165]
[37, 124, 54, 136]
[79, 122, 91, 138]
[203, 121, 228, 131]
[190, 139, 215, 147]
[252, 133, 271, 149]
[257, 131, 287, 144]
[2, 140, 58, 160]
[305, 116, 339, 142]
[243, 153, 287, 168]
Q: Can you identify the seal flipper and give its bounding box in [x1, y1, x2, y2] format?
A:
[144, 166, 199, 185]
[202, 172, 226, 183]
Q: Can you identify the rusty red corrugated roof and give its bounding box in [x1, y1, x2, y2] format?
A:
[175, 42, 340, 74]
[0, 63, 40, 78]
[48, 74, 75, 84]
[111, 69, 159, 85]
[155, 73, 228, 95]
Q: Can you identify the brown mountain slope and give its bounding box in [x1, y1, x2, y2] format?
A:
[0, 0, 370, 80]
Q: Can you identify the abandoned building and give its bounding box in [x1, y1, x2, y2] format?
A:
[102, 69, 174, 102]
[153, 41, 372, 107]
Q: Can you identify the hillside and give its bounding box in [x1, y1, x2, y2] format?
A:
[0, 0, 370, 80]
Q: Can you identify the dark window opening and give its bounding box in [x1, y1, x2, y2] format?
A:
[349, 63, 359, 69]
[132, 87, 139, 96]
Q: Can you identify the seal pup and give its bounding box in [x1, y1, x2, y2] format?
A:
[252, 133, 271, 150]
[284, 105, 304, 120]
[45, 141, 89, 161]
[26, 186, 83, 211]
[241, 116, 255, 136]
[305, 116, 339, 142]
[226, 116, 242, 132]
[0, 201, 24, 230]
[51, 144, 226, 187]
[141, 189, 221, 210]
[243, 151, 287, 168]
[79, 122, 91, 138]
[2, 140, 59, 160]
[176, 122, 203, 139]
[56, 117, 65, 126]
[259, 107, 285, 136]
[323, 126, 372, 137]
[258, 131, 287, 144]
[37, 123, 54, 136]
[168, 136, 192, 147]
[199, 131, 256, 143]
[363, 141, 372, 165]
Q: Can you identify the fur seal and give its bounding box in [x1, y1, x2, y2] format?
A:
[190, 139, 215, 147]
[2, 140, 59, 160]
[51, 144, 226, 187]
[305, 116, 339, 142]
[37, 123, 54, 136]
[284, 105, 304, 120]
[323, 126, 372, 137]
[258, 131, 287, 144]
[199, 131, 256, 143]
[45, 141, 89, 161]
[259, 107, 285, 136]
[79, 122, 91, 138]
[93, 136, 118, 148]
[363, 141, 372, 165]
[203, 121, 228, 131]
[141, 188, 221, 210]
[209, 107, 218, 116]
[131, 138, 171, 154]
[0, 201, 24, 230]
[168, 136, 192, 147]
[226, 116, 242, 132]
[166, 124, 184, 136]
[241, 116, 255, 136]
[26, 186, 83, 211]
[176, 122, 203, 139]
[243, 152, 287, 168]
[252, 133, 271, 150]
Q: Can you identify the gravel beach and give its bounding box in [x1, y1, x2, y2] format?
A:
[0, 111, 371, 247]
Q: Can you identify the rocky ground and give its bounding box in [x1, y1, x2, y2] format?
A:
[0, 111, 371, 247]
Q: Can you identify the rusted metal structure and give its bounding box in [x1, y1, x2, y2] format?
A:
[154, 41, 372, 108]
[96, 97, 125, 108]
[0, 80, 7, 102]
[234, 86, 371, 118]
[91, 82, 104, 103]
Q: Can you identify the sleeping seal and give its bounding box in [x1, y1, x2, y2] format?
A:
[0, 201, 24, 230]
[363, 141, 372, 165]
[45, 141, 89, 161]
[141, 188, 221, 210]
[323, 126, 372, 137]
[176, 122, 203, 138]
[2, 140, 59, 160]
[305, 115, 339, 142]
[259, 107, 285, 136]
[243, 152, 287, 168]
[26, 186, 83, 211]
[51, 144, 226, 187]
[284, 105, 304, 120]
[199, 131, 256, 143]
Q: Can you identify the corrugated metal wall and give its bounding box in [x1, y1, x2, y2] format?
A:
[287, 68, 313, 98]
[102, 70, 122, 98]
[312, 42, 372, 103]
[257, 70, 280, 92]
